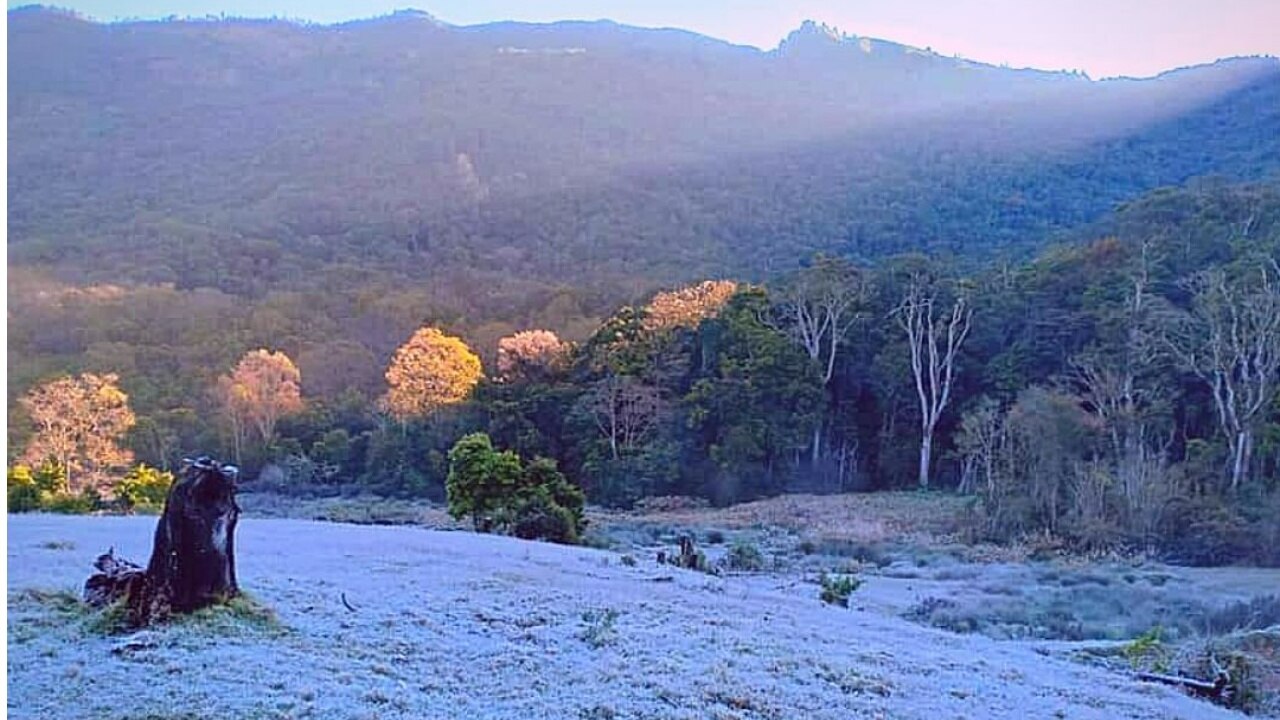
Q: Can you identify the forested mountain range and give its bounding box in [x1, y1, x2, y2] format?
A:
[8, 5, 1280, 308]
[9, 8, 1280, 561]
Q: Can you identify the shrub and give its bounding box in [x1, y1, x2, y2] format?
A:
[578, 608, 620, 648]
[8, 465, 43, 512]
[447, 434, 585, 543]
[1123, 626, 1172, 672]
[510, 490, 579, 544]
[726, 540, 766, 571]
[113, 464, 174, 513]
[45, 489, 100, 514]
[819, 572, 862, 607]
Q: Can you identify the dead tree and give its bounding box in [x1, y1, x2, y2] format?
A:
[84, 456, 241, 627]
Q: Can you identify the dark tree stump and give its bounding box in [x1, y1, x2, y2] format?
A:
[84, 456, 241, 627]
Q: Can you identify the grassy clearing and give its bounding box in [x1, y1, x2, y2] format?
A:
[238, 491, 460, 527]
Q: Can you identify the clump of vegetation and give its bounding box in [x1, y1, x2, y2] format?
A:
[578, 608, 620, 649]
[7, 462, 99, 514]
[660, 535, 714, 574]
[705, 529, 726, 545]
[1123, 626, 1172, 672]
[819, 573, 861, 607]
[113, 464, 173, 513]
[725, 540, 766, 571]
[1203, 595, 1280, 635]
[447, 433, 586, 544]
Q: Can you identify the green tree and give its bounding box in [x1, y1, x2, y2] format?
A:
[446, 432, 523, 531]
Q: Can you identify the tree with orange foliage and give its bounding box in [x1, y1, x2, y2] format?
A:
[382, 327, 483, 421]
[19, 373, 136, 495]
[643, 280, 738, 332]
[497, 329, 569, 382]
[215, 350, 304, 461]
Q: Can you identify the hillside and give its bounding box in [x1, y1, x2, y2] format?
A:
[7, 514, 1251, 719]
[8, 6, 1280, 304]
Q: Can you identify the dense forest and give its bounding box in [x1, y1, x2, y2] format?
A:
[7, 9, 1280, 564]
[10, 180, 1280, 565]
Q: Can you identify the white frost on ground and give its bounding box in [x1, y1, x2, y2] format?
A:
[7, 515, 1246, 720]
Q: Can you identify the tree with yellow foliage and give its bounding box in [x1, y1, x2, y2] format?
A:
[215, 349, 304, 461]
[643, 280, 738, 332]
[19, 372, 136, 495]
[382, 327, 483, 421]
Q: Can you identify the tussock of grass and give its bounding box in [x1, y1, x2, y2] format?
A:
[176, 591, 285, 635]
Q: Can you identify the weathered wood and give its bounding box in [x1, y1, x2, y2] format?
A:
[83, 548, 145, 608]
[1135, 671, 1230, 700]
[83, 456, 241, 627]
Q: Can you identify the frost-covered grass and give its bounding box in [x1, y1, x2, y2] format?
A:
[7, 514, 1254, 719]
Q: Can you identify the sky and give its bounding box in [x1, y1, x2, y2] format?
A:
[8, 0, 1279, 78]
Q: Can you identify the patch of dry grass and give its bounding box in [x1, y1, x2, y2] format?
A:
[619, 492, 967, 545]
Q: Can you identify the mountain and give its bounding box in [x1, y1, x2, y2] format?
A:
[7, 6, 1280, 305]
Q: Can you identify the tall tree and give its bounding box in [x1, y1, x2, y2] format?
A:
[772, 256, 866, 461]
[496, 330, 569, 383]
[643, 280, 738, 333]
[1160, 260, 1280, 490]
[216, 349, 304, 457]
[895, 274, 973, 489]
[585, 375, 662, 460]
[20, 372, 136, 495]
[382, 327, 483, 422]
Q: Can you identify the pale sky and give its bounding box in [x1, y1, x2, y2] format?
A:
[9, 0, 1279, 78]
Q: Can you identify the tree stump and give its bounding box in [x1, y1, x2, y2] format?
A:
[84, 456, 241, 627]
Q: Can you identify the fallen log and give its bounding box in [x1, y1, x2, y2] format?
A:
[83, 456, 241, 627]
[1135, 670, 1230, 700]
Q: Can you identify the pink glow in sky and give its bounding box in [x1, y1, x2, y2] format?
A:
[13, 0, 1279, 78]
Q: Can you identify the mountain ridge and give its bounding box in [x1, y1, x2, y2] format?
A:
[9, 4, 1277, 81]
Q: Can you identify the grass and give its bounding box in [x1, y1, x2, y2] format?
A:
[578, 607, 620, 649]
[12, 585, 284, 638]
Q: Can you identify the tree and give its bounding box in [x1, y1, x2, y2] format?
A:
[446, 432, 523, 530]
[894, 274, 973, 489]
[216, 349, 304, 460]
[496, 330, 569, 382]
[19, 372, 136, 495]
[1160, 260, 1280, 490]
[643, 280, 738, 332]
[772, 256, 866, 461]
[585, 375, 662, 461]
[382, 327, 483, 421]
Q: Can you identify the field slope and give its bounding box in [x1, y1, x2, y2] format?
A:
[7, 515, 1242, 719]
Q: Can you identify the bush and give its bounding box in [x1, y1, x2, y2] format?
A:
[8, 465, 43, 512]
[1160, 495, 1256, 566]
[45, 489, 100, 514]
[510, 490, 580, 544]
[725, 540, 766, 571]
[819, 572, 862, 607]
[113, 464, 174, 513]
[447, 434, 585, 544]
[7, 462, 97, 514]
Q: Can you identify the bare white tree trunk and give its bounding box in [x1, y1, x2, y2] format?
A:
[773, 257, 866, 464]
[1160, 260, 1280, 490]
[896, 277, 973, 490]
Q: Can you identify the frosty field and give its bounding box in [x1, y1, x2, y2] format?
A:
[5, 514, 1253, 719]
